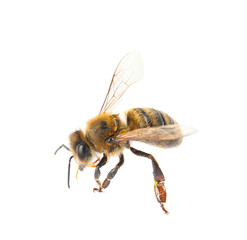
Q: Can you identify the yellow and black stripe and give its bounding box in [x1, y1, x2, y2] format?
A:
[126, 108, 177, 130]
[125, 108, 181, 148]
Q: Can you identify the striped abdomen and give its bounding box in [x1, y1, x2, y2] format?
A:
[125, 108, 182, 148]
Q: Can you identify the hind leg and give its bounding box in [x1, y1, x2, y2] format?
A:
[130, 147, 169, 214]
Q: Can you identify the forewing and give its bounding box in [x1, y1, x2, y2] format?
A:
[99, 51, 144, 113]
[115, 125, 197, 144]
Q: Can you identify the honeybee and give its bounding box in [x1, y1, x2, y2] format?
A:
[55, 52, 196, 214]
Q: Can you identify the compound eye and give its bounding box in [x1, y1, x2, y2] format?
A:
[75, 141, 91, 162]
[77, 144, 85, 159]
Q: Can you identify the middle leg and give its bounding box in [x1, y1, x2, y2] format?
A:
[94, 154, 124, 192]
[102, 153, 124, 189]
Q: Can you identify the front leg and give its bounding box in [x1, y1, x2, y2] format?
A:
[93, 154, 108, 192]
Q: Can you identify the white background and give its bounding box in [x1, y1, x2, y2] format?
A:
[1, 0, 247, 239]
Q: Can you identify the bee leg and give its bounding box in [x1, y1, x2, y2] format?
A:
[129, 147, 169, 214]
[93, 154, 108, 192]
[102, 153, 124, 189]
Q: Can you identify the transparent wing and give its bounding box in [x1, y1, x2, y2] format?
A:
[99, 51, 144, 113]
[115, 125, 197, 144]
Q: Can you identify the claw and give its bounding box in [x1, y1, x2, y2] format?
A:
[93, 179, 103, 192]
[154, 181, 169, 215]
[93, 187, 103, 192]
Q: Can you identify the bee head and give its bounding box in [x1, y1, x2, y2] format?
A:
[69, 130, 92, 170]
